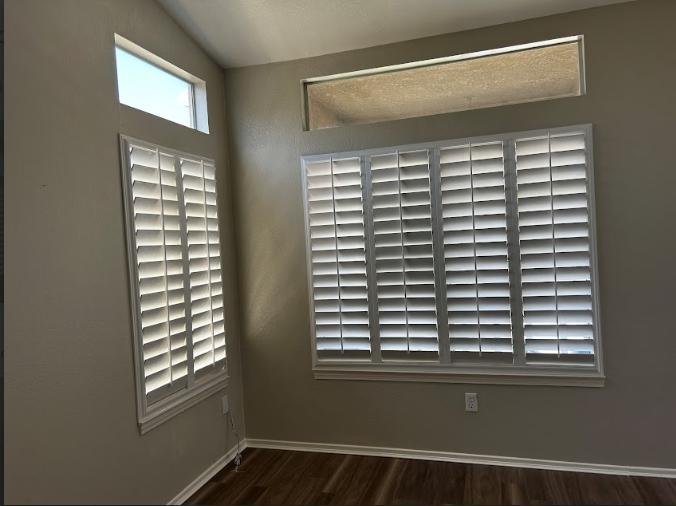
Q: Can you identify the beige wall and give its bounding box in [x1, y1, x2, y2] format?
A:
[226, 0, 676, 468]
[5, 0, 245, 503]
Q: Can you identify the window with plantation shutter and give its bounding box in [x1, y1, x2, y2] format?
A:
[302, 124, 603, 386]
[120, 136, 228, 433]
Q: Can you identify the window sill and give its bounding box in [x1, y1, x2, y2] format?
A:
[139, 371, 229, 434]
[313, 364, 604, 387]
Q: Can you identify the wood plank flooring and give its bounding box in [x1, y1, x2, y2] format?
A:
[187, 448, 676, 505]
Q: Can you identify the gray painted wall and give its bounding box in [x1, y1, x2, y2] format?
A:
[225, 0, 676, 468]
[5, 1, 676, 503]
[5, 0, 245, 503]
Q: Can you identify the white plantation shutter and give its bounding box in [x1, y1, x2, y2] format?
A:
[370, 150, 438, 359]
[515, 131, 596, 364]
[121, 137, 227, 416]
[128, 144, 188, 399]
[180, 158, 227, 374]
[203, 162, 227, 366]
[439, 142, 512, 361]
[305, 157, 370, 358]
[302, 124, 601, 379]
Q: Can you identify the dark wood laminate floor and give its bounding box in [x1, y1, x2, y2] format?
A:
[187, 448, 676, 505]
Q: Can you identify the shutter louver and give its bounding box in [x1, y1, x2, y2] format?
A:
[371, 150, 438, 359]
[128, 144, 188, 400]
[181, 158, 227, 375]
[515, 130, 595, 364]
[306, 157, 370, 358]
[440, 142, 513, 361]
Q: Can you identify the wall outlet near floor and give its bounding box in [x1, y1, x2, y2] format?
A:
[221, 395, 229, 415]
[465, 392, 479, 412]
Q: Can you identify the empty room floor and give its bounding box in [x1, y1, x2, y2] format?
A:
[188, 449, 676, 505]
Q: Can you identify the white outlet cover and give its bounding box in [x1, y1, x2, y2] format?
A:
[221, 395, 229, 415]
[465, 392, 478, 412]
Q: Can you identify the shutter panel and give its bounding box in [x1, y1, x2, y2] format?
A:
[306, 157, 370, 358]
[515, 130, 596, 364]
[204, 161, 227, 365]
[181, 157, 227, 375]
[127, 142, 188, 400]
[371, 150, 438, 359]
[440, 141, 513, 361]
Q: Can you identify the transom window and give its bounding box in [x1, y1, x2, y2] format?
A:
[114, 34, 209, 133]
[301, 125, 603, 386]
[303, 37, 585, 130]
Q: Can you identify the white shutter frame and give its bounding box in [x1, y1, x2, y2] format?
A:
[430, 147, 452, 364]
[504, 140, 527, 365]
[362, 156, 382, 363]
[120, 135, 229, 433]
[173, 156, 196, 387]
[302, 124, 603, 386]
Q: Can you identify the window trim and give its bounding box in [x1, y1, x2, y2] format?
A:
[300, 35, 586, 131]
[301, 124, 604, 387]
[114, 34, 210, 134]
[119, 135, 228, 434]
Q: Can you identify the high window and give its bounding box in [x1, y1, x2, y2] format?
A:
[115, 34, 209, 133]
[303, 37, 585, 130]
[302, 125, 602, 386]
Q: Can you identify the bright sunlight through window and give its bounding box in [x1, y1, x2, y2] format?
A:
[114, 34, 209, 133]
[116, 47, 194, 128]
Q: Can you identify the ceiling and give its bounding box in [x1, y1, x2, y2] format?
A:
[159, 0, 631, 69]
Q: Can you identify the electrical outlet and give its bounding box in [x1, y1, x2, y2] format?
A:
[221, 395, 229, 415]
[465, 392, 478, 412]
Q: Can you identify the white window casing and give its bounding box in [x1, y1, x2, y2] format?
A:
[301, 125, 603, 386]
[120, 136, 227, 433]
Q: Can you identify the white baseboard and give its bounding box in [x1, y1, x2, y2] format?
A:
[246, 438, 676, 479]
[168, 440, 247, 505]
[169, 436, 675, 503]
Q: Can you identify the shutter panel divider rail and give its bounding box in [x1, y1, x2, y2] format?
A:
[362, 156, 382, 363]
[430, 147, 451, 364]
[174, 154, 196, 388]
[302, 124, 603, 383]
[504, 140, 527, 365]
